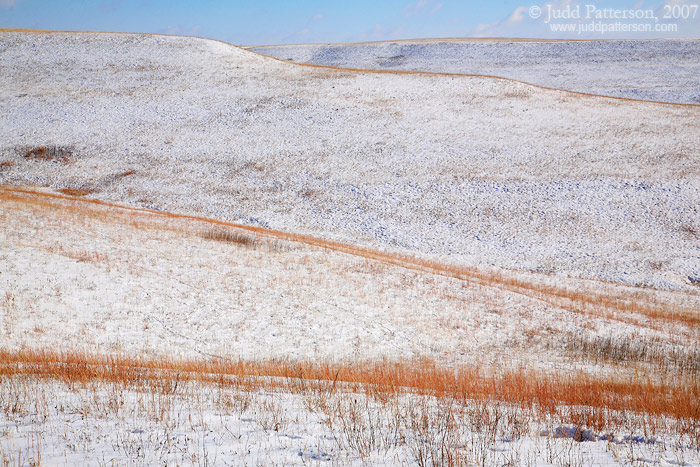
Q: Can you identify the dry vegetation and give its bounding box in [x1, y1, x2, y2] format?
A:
[201, 228, 259, 247]
[2, 348, 699, 426]
[21, 145, 74, 163]
[1, 348, 699, 465]
[57, 187, 98, 197]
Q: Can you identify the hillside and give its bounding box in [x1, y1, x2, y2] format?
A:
[2, 32, 699, 291]
[1, 32, 699, 465]
[251, 39, 700, 104]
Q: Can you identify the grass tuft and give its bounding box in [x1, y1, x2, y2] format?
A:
[22, 145, 74, 162]
[57, 187, 97, 197]
[201, 228, 258, 247]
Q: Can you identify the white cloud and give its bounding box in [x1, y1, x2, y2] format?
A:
[288, 13, 325, 40]
[352, 23, 397, 42]
[470, 0, 582, 37]
[404, 0, 443, 16]
[504, 6, 529, 25]
[404, 0, 429, 16]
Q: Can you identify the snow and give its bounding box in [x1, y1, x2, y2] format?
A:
[251, 39, 700, 104]
[3, 378, 699, 466]
[1, 31, 700, 465]
[1, 33, 699, 292]
[9, 186, 695, 371]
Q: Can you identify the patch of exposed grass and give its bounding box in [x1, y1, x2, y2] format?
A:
[22, 145, 74, 162]
[1, 348, 698, 426]
[201, 228, 258, 247]
[57, 187, 97, 197]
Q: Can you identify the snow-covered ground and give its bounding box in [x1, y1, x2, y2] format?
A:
[251, 39, 700, 104]
[2, 186, 697, 465]
[8, 186, 698, 371]
[4, 377, 699, 466]
[1, 31, 700, 465]
[1, 32, 699, 292]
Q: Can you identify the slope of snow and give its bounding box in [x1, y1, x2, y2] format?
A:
[1, 32, 699, 292]
[251, 39, 700, 104]
[1, 32, 699, 466]
[7, 187, 693, 371]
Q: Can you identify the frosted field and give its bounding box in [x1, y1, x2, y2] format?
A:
[5, 378, 699, 466]
[1, 31, 700, 465]
[251, 39, 700, 104]
[1, 32, 699, 292]
[2, 186, 698, 466]
[4, 186, 698, 369]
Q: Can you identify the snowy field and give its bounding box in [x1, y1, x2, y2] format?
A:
[4, 377, 699, 466]
[1, 31, 700, 465]
[4, 186, 697, 369]
[1, 32, 699, 292]
[251, 39, 700, 104]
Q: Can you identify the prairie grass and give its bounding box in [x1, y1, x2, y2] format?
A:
[561, 332, 700, 375]
[1, 348, 698, 427]
[201, 228, 258, 247]
[1, 347, 699, 465]
[2, 184, 700, 463]
[503, 88, 531, 99]
[21, 145, 73, 162]
[116, 169, 137, 178]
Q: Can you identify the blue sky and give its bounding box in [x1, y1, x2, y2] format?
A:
[1, 0, 698, 44]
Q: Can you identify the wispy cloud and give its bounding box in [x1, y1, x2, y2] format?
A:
[287, 12, 326, 41]
[0, 0, 20, 8]
[431, 2, 444, 14]
[403, 0, 443, 16]
[471, 0, 581, 37]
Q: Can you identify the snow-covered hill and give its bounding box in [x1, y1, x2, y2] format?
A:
[1, 32, 699, 290]
[251, 39, 700, 104]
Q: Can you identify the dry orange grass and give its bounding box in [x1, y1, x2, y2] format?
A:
[1, 348, 698, 428]
[2, 184, 700, 452]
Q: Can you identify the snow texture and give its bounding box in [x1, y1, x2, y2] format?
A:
[1, 32, 699, 292]
[251, 39, 700, 104]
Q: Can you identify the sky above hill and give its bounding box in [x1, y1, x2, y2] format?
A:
[1, 0, 698, 44]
